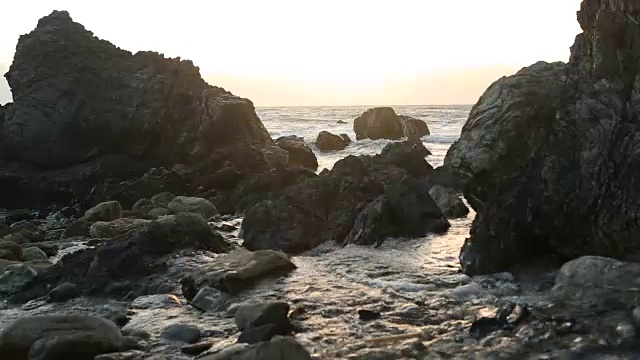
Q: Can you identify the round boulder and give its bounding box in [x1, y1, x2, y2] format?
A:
[168, 196, 218, 218]
[316, 131, 348, 151]
[83, 201, 123, 222]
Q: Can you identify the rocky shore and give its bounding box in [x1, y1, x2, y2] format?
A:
[3, 1, 640, 359]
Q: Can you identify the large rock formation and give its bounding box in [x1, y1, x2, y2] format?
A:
[241, 140, 449, 253]
[445, 0, 640, 275]
[1, 11, 270, 169]
[353, 107, 429, 140]
[0, 11, 275, 209]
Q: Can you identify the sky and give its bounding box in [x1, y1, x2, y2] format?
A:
[0, 0, 583, 106]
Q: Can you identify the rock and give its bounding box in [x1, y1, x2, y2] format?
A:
[553, 256, 640, 310]
[168, 196, 218, 218]
[235, 302, 291, 331]
[353, 107, 404, 140]
[358, 309, 381, 321]
[148, 207, 171, 218]
[1, 233, 29, 245]
[200, 336, 312, 360]
[0, 264, 37, 295]
[132, 198, 155, 216]
[90, 218, 150, 238]
[316, 131, 348, 151]
[160, 324, 201, 344]
[262, 145, 289, 169]
[121, 327, 151, 340]
[150, 192, 175, 208]
[0, 11, 271, 170]
[0, 315, 126, 360]
[180, 248, 296, 300]
[445, 1, 640, 275]
[469, 303, 530, 339]
[0, 241, 23, 261]
[428, 185, 469, 219]
[19, 242, 58, 257]
[95, 351, 146, 360]
[131, 294, 184, 309]
[336, 120, 347, 124]
[47, 282, 79, 302]
[181, 341, 214, 356]
[83, 201, 123, 222]
[399, 115, 430, 138]
[11, 213, 230, 303]
[9, 222, 45, 242]
[275, 135, 319, 170]
[242, 140, 442, 252]
[20, 247, 48, 261]
[190, 287, 229, 312]
[205, 167, 245, 190]
[339, 133, 352, 144]
[62, 218, 92, 238]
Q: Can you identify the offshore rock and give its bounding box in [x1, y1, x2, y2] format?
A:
[275, 135, 319, 170]
[354, 107, 430, 140]
[446, 0, 640, 274]
[316, 131, 348, 151]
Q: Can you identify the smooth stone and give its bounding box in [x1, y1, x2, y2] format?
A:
[121, 327, 151, 340]
[238, 323, 292, 344]
[0, 264, 37, 295]
[90, 218, 150, 238]
[150, 192, 175, 208]
[168, 196, 218, 218]
[0, 241, 23, 261]
[148, 207, 171, 218]
[131, 294, 185, 309]
[20, 242, 58, 257]
[235, 302, 291, 332]
[200, 336, 311, 360]
[21, 247, 48, 261]
[0, 315, 126, 360]
[62, 218, 92, 238]
[160, 324, 201, 344]
[132, 198, 155, 216]
[47, 282, 79, 303]
[191, 287, 229, 312]
[1, 233, 30, 245]
[83, 201, 123, 222]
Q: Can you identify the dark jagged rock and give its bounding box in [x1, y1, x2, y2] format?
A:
[10, 213, 231, 303]
[353, 107, 430, 140]
[445, 0, 640, 275]
[275, 135, 318, 170]
[0, 11, 275, 210]
[316, 131, 348, 151]
[428, 185, 469, 219]
[241, 140, 448, 253]
[2, 11, 270, 169]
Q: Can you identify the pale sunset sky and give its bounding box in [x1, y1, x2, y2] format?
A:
[0, 0, 582, 106]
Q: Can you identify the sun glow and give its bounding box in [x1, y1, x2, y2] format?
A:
[1, 0, 583, 106]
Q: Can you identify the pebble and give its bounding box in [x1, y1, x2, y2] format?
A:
[161, 324, 201, 344]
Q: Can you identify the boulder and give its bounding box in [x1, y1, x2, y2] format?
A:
[200, 336, 312, 360]
[9, 222, 45, 243]
[0, 241, 23, 261]
[90, 218, 150, 238]
[399, 115, 430, 138]
[235, 302, 293, 344]
[339, 133, 352, 144]
[0, 264, 37, 295]
[150, 192, 175, 208]
[21, 247, 48, 261]
[180, 248, 296, 300]
[47, 282, 79, 303]
[261, 145, 289, 169]
[168, 196, 218, 218]
[0, 315, 127, 360]
[428, 185, 469, 219]
[553, 256, 640, 311]
[242, 140, 443, 252]
[131, 198, 155, 216]
[444, 1, 640, 275]
[353, 107, 404, 140]
[190, 287, 229, 312]
[0, 11, 271, 170]
[20, 242, 58, 257]
[62, 218, 92, 238]
[149, 207, 171, 217]
[275, 135, 318, 170]
[160, 324, 201, 344]
[1, 233, 29, 245]
[83, 201, 123, 222]
[11, 213, 231, 303]
[316, 131, 348, 151]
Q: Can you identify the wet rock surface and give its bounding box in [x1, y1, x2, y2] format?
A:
[445, 0, 640, 275]
[316, 131, 349, 151]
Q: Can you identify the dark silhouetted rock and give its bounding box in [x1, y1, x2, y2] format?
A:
[399, 115, 430, 138]
[160, 324, 201, 344]
[275, 136, 318, 170]
[354, 107, 404, 140]
[428, 185, 469, 219]
[444, 0, 640, 275]
[316, 131, 348, 151]
[242, 140, 447, 252]
[0, 241, 22, 261]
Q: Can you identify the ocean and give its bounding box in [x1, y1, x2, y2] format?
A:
[256, 105, 470, 170]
